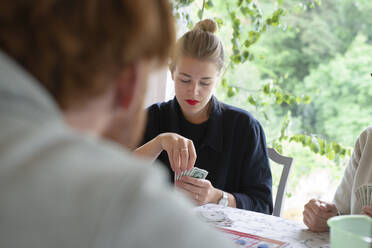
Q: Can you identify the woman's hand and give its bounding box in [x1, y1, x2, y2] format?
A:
[175, 176, 220, 205]
[157, 133, 196, 174]
[362, 206, 372, 218]
[134, 133, 196, 174]
[303, 199, 338, 232]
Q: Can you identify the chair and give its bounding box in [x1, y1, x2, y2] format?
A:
[268, 148, 293, 217]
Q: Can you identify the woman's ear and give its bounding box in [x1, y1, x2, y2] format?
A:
[169, 64, 176, 81]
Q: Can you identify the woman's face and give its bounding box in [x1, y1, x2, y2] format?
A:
[172, 56, 219, 124]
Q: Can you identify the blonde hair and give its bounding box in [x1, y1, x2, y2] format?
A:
[170, 19, 224, 72]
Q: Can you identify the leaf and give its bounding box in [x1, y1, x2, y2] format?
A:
[332, 143, 341, 153]
[283, 93, 291, 104]
[241, 51, 250, 62]
[326, 150, 335, 160]
[215, 17, 223, 28]
[275, 92, 283, 104]
[205, 0, 214, 9]
[303, 95, 311, 104]
[197, 9, 203, 20]
[221, 78, 228, 88]
[263, 83, 271, 95]
[227, 87, 235, 98]
[247, 96, 257, 105]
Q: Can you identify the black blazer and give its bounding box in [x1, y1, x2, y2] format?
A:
[142, 96, 273, 214]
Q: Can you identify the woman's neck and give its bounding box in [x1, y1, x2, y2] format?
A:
[181, 100, 212, 124]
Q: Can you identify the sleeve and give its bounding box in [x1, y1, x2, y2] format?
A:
[332, 129, 365, 214]
[231, 120, 273, 214]
[93, 163, 234, 248]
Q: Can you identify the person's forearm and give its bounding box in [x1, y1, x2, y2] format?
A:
[232, 192, 272, 213]
[133, 135, 162, 161]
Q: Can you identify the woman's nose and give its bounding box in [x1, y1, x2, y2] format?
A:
[189, 82, 199, 95]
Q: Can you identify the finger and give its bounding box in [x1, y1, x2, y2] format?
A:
[307, 200, 333, 219]
[175, 181, 202, 204]
[172, 148, 181, 174]
[363, 211, 372, 218]
[180, 176, 205, 187]
[176, 180, 202, 195]
[187, 140, 196, 171]
[179, 145, 188, 172]
[303, 213, 314, 230]
[304, 212, 327, 232]
[166, 150, 176, 173]
[362, 206, 372, 216]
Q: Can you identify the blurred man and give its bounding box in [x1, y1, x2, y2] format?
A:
[0, 1, 233, 247]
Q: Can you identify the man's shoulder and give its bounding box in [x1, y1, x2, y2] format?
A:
[1, 119, 163, 181]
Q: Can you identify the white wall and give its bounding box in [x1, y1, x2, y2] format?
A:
[144, 68, 174, 107]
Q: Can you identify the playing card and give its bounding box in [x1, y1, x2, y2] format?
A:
[368, 185, 372, 206]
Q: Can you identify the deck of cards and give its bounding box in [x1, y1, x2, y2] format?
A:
[175, 167, 208, 181]
[355, 184, 372, 207]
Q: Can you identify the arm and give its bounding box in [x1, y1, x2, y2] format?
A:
[332, 131, 363, 214]
[136, 105, 196, 174]
[232, 121, 273, 213]
[133, 135, 163, 161]
[134, 132, 197, 174]
[176, 121, 272, 211]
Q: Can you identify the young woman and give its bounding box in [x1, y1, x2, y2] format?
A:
[135, 19, 273, 214]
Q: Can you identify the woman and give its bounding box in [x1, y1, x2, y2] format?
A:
[135, 19, 273, 214]
[303, 126, 372, 232]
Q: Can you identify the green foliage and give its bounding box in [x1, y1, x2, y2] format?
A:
[302, 34, 372, 145]
[171, 0, 372, 196]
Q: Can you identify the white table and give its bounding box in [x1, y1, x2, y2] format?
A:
[196, 204, 330, 248]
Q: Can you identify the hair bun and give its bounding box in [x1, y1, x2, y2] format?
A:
[193, 19, 217, 33]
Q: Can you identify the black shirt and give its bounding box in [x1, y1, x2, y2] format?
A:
[179, 113, 208, 149]
[142, 96, 273, 214]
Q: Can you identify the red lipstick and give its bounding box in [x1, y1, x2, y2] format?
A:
[186, 99, 199, 106]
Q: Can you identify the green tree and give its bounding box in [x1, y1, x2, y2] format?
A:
[302, 34, 372, 146]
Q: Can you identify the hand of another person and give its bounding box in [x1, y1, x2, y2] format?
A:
[175, 176, 219, 205]
[303, 199, 338, 232]
[157, 133, 196, 175]
[362, 206, 372, 218]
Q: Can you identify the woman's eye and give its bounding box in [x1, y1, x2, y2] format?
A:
[180, 79, 190, 83]
[200, 82, 210, 86]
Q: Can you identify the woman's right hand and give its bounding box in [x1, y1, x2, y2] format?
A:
[303, 199, 338, 232]
[157, 133, 196, 175]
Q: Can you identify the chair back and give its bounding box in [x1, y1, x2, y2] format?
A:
[268, 148, 293, 217]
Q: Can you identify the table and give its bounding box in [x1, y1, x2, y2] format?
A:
[196, 204, 330, 248]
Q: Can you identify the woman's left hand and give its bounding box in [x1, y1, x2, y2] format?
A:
[175, 176, 219, 205]
[362, 206, 372, 218]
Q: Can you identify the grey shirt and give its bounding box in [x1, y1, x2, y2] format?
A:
[0, 51, 233, 248]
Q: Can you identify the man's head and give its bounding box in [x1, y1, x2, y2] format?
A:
[0, 0, 175, 148]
